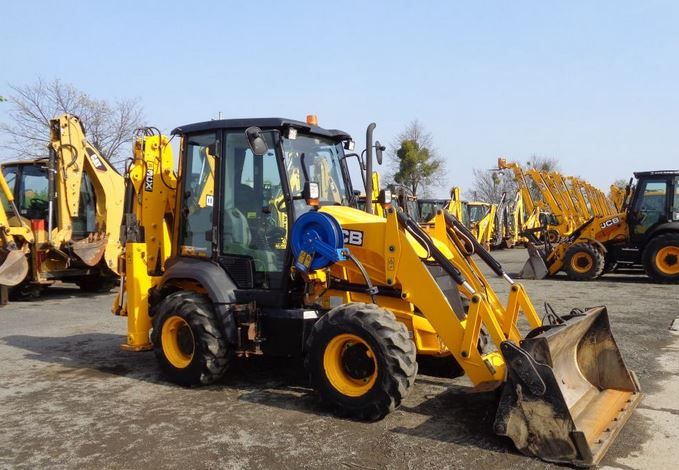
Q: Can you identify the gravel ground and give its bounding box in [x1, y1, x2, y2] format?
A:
[1, 248, 677, 469]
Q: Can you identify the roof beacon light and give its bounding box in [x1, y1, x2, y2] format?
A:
[306, 114, 318, 126]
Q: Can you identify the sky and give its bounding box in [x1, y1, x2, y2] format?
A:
[1, 0, 678, 197]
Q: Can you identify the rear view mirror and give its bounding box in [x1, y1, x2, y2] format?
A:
[245, 126, 268, 156]
[375, 141, 385, 165]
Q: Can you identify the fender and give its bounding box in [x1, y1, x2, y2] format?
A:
[644, 222, 679, 242]
[159, 256, 238, 344]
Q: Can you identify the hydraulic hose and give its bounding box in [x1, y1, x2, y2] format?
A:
[443, 211, 506, 278]
[395, 209, 470, 289]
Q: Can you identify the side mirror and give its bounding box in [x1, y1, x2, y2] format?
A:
[375, 141, 385, 165]
[245, 126, 268, 156]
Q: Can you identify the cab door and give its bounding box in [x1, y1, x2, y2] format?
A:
[219, 131, 290, 292]
[629, 177, 670, 243]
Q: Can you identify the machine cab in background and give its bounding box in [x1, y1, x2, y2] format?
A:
[1, 160, 97, 240]
[172, 118, 355, 305]
[628, 171, 679, 243]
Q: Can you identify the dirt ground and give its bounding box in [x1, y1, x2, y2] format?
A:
[1, 248, 678, 470]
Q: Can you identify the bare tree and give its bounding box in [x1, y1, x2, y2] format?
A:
[0, 79, 144, 166]
[526, 155, 560, 172]
[467, 168, 516, 203]
[387, 120, 446, 196]
[467, 154, 560, 204]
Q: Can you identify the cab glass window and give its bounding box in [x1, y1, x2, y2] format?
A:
[632, 179, 667, 235]
[181, 133, 217, 256]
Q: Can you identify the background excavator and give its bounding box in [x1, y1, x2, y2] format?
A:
[0, 113, 124, 297]
[113, 116, 640, 467]
[522, 170, 679, 283]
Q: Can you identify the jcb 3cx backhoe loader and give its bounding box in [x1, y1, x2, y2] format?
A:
[0, 113, 123, 297]
[521, 170, 679, 283]
[115, 117, 640, 466]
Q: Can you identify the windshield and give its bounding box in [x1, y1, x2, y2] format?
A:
[467, 204, 489, 224]
[281, 134, 350, 206]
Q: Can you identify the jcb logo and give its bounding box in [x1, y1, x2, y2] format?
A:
[343, 229, 363, 246]
[144, 169, 154, 192]
[600, 217, 620, 229]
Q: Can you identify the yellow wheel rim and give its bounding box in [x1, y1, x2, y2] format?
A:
[656, 246, 679, 275]
[323, 333, 378, 397]
[161, 316, 195, 369]
[571, 252, 593, 273]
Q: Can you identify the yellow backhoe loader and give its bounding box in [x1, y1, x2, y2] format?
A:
[466, 200, 497, 250]
[521, 170, 679, 282]
[114, 116, 640, 466]
[0, 113, 124, 297]
[497, 158, 558, 244]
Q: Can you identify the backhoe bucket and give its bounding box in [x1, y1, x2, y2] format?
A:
[494, 307, 641, 467]
[0, 249, 29, 286]
[71, 236, 108, 267]
[519, 243, 548, 279]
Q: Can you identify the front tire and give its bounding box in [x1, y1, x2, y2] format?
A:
[151, 291, 231, 386]
[564, 243, 604, 281]
[643, 233, 679, 283]
[305, 302, 417, 421]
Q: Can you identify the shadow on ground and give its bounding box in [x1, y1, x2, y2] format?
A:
[9, 285, 116, 302]
[1, 332, 515, 455]
[509, 271, 654, 284]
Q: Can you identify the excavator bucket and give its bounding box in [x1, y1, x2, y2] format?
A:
[495, 306, 641, 467]
[519, 242, 548, 279]
[71, 236, 108, 267]
[0, 249, 29, 286]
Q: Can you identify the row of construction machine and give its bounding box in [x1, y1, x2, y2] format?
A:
[0, 114, 124, 298]
[497, 158, 559, 246]
[523, 170, 679, 283]
[499, 157, 617, 245]
[114, 114, 640, 466]
[412, 187, 503, 250]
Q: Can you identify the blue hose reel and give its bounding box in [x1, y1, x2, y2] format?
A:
[291, 211, 347, 273]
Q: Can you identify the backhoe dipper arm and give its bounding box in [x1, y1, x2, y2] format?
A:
[48, 114, 125, 272]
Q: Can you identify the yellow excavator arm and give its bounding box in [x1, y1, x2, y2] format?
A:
[48, 114, 125, 273]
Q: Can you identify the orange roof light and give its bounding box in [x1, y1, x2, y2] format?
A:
[306, 114, 318, 126]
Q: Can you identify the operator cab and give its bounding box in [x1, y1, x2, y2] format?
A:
[1, 160, 97, 239]
[171, 118, 355, 305]
[417, 198, 449, 223]
[388, 184, 419, 220]
[628, 170, 679, 241]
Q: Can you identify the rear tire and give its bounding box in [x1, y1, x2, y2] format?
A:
[643, 233, 679, 283]
[564, 243, 604, 281]
[151, 291, 231, 386]
[305, 302, 417, 421]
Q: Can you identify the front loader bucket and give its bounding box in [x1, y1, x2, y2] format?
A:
[494, 307, 641, 467]
[519, 243, 548, 279]
[0, 249, 29, 286]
